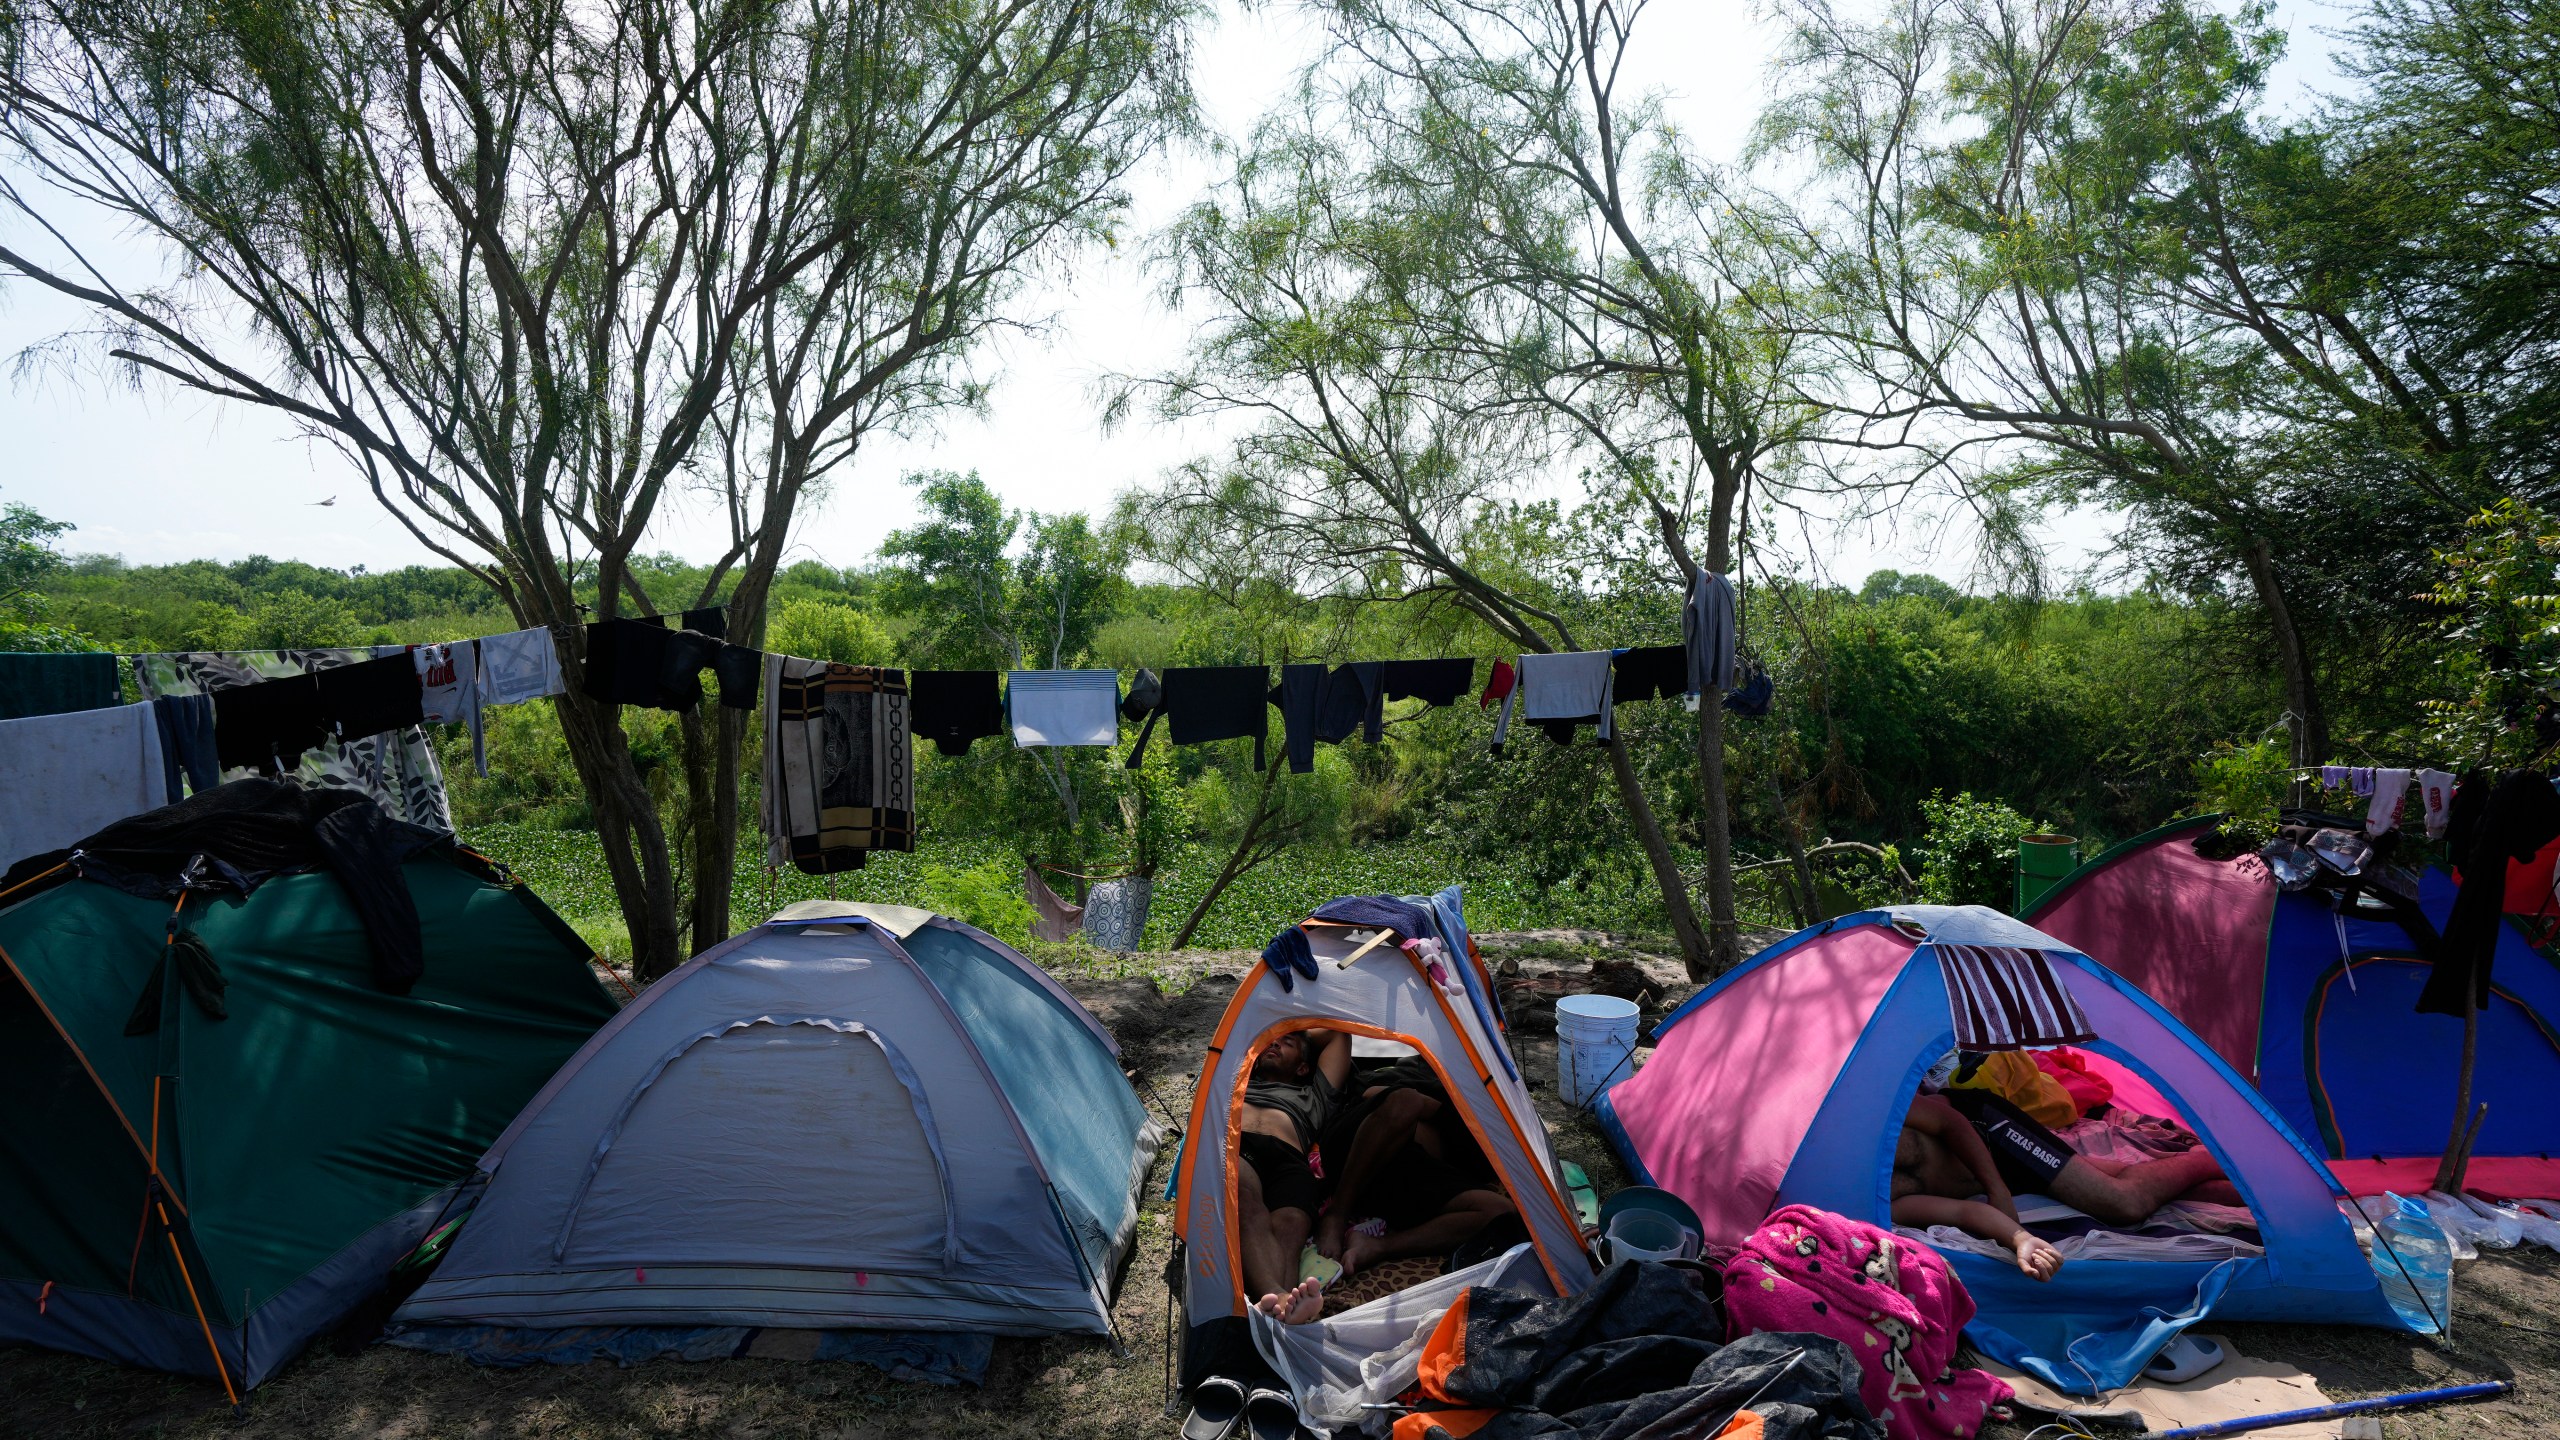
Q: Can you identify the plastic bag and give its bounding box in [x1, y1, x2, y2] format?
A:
[2420, 1190, 2510, 1253]
[2355, 1188, 2457, 1255]
[2447, 1192, 2527, 1250]
[2512, 1199, 2560, 1251]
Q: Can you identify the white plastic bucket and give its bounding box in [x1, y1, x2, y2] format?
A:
[1601, 1208, 1699, 1265]
[1555, 993, 1640, 1107]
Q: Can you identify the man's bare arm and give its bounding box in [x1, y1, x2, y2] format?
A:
[1309, 1028, 1356, 1089]
[1893, 1195, 2063, 1281]
[1909, 1094, 2022, 1221]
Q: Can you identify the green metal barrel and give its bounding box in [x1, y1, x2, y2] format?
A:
[2016, 833, 2080, 913]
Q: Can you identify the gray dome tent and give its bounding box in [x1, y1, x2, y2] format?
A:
[396, 902, 1160, 1342]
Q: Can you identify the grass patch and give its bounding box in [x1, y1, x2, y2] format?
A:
[563, 912, 634, 963]
[463, 825, 1666, 951]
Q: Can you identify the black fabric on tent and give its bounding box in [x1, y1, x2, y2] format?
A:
[3, 779, 449, 994]
[1409, 1262, 1881, 1440]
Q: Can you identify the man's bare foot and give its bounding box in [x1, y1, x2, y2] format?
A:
[1314, 1211, 1349, 1261]
[1340, 1228, 1388, 1278]
[1253, 1277, 1323, 1325]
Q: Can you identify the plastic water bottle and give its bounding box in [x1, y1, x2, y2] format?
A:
[2365, 1193, 2454, 1337]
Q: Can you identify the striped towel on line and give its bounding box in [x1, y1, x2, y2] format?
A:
[1935, 943, 2094, 1050]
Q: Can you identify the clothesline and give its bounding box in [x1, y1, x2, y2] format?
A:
[0, 572, 1752, 877]
[2297, 764, 2461, 842]
[755, 648, 1760, 876]
[0, 629, 567, 872]
[747, 570, 1742, 875]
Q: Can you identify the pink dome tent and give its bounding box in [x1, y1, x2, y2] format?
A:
[1594, 905, 2415, 1393]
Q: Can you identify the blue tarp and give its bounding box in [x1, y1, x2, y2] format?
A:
[1423, 886, 1516, 1079]
[1947, 1254, 2246, 1395]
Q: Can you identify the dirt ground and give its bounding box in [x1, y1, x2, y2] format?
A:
[5, 933, 2557, 1439]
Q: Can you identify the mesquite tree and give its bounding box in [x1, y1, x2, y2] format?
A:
[1763, 0, 2560, 770]
[0, 0, 1196, 976]
[1134, 113, 1731, 975]
[1132, 0, 1825, 976]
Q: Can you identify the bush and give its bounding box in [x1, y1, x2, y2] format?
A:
[438, 701, 596, 828]
[1915, 791, 2045, 912]
[459, 824, 1661, 954]
[244, 587, 382, 649]
[766, 598, 898, 665]
[917, 860, 1039, 947]
[2193, 737, 2291, 830]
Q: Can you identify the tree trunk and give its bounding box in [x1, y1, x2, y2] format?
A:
[2435, 1000, 2482, 1193]
[683, 527, 788, 960]
[550, 670, 688, 982]
[1651, 493, 1742, 973]
[1170, 759, 1289, 949]
[1693, 694, 1742, 969]
[2241, 536, 2328, 769]
[1768, 762, 1822, 929]
[679, 703, 747, 954]
[1604, 733, 1711, 979]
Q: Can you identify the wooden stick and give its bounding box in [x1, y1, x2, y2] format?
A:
[1337, 929, 1396, 969]
[2446, 1103, 2489, 1195]
[2434, 998, 2483, 1193]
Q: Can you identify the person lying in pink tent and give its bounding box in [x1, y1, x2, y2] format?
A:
[1892, 1090, 2237, 1280]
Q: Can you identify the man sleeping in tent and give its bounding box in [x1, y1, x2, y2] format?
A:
[1239, 1034, 1515, 1325]
[1238, 1027, 1352, 1325]
[1311, 1055, 1516, 1279]
[1893, 1085, 2237, 1281]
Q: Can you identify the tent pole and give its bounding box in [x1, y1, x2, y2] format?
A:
[1049, 1183, 1126, 1360]
[2142, 1380, 2508, 1438]
[2434, 999, 2481, 1193]
[152, 1183, 240, 1409]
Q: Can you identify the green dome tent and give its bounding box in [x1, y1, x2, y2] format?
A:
[0, 782, 619, 1394]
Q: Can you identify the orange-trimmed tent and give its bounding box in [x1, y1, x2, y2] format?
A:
[1170, 889, 1592, 1432]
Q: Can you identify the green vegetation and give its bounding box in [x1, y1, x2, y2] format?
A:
[17, 501, 2387, 949]
[3, 0, 2554, 971]
[1914, 794, 2047, 912]
[473, 826, 1656, 959]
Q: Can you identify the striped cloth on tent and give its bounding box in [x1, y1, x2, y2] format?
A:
[1935, 943, 2094, 1050]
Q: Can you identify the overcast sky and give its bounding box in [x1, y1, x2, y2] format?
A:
[0, 1, 2354, 589]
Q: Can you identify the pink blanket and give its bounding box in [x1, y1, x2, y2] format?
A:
[1724, 1204, 2012, 1440]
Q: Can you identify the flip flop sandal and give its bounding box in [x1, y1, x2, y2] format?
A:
[2144, 1333, 2226, 1384]
[1181, 1376, 1246, 1440]
[1243, 1387, 1302, 1440]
